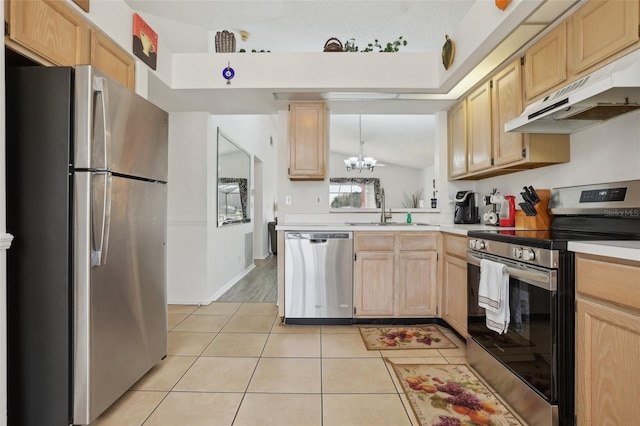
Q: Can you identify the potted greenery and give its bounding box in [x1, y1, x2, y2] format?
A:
[345, 36, 407, 52]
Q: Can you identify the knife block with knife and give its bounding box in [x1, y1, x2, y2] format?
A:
[515, 188, 552, 229]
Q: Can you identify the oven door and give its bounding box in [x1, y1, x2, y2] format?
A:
[467, 250, 557, 402]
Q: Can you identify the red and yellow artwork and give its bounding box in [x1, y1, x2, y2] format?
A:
[133, 13, 158, 70]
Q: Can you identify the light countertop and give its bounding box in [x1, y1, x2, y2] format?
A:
[568, 240, 640, 262]
[276, 223, 514, 235]
[276, 223, 640, 262]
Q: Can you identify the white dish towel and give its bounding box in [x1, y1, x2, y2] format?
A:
[478, 258, 510, 334]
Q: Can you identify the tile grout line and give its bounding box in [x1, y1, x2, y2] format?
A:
[141, 307, 208, 426]
[229, 303, 276, 426]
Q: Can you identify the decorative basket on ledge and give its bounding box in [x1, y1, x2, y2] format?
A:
[323, 37, 344, 52]
[215, 30, 236, 53]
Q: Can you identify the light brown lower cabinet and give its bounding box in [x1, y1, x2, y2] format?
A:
[575, 253, 640, 425]
[353, 232, 438, 318]
[441, 233, 468, 337]
[354, 251, 395, 317]
[397, 250, 438, 316]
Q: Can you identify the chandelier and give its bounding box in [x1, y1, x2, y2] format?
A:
[344, 115, 377, 172]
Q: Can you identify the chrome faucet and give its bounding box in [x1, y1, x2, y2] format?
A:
[380, 188, 387, 223]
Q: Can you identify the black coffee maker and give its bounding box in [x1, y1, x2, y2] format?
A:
[454, 190, 479, 224]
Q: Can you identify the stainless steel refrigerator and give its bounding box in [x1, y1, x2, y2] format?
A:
[6, 65, 169, 425]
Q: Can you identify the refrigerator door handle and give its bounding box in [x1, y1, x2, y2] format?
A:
[91, 171, 113, 267]
[93, 76, 112, 170]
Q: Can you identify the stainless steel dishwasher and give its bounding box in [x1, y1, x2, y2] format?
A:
[284, 232, 353, 321]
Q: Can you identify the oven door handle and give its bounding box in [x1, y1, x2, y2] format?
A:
[467, 252, 557, 291]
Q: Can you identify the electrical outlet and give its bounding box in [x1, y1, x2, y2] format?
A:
[314, 194, 321, 205]
[285, 195, 292, 206]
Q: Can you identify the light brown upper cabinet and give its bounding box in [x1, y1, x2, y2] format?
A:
[287, 102, 327, 181]
[491, 59, 525, 167]
[6, 0, 90, 66]
[447, 101, 467, 179]
[569, 0, 640, 74]
[524, 21, 568, 102]
[6, 0, 136, 91]
[447, 59, 570, 180]
[466, 81, 493, 173]
[491, 59, 570, 170]
[90, 29, 135, 90]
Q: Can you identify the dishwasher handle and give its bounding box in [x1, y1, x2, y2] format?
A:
[286, 232, 352, 240]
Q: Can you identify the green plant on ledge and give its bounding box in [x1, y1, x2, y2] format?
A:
[358, 36, 407, 52]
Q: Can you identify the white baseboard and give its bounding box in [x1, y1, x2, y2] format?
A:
[208, 264, 256, 303]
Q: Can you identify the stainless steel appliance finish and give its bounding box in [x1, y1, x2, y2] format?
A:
[6, 66, 168, 425]
[467, 339, 558, 426]
[549, 179, 640, 215]
[468, 238, 560, 269]
[505, 49, 640, 134]
[285, 232, 353, 319]
[466, 250, 557, 292]
[466, 179, 640, 426]
[467, 247, 560, 426]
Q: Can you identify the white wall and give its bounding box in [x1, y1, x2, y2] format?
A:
[207, 115, 278, 301]
[167, 113, 277, 304]
[167, 113, 209, 303]
[473, 111, 640, 217]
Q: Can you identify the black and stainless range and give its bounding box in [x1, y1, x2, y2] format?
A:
[466, 180, 640, 426]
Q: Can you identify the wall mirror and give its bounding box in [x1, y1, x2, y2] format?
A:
[217, 128, 251, 226]
[329, 114, 437, 210]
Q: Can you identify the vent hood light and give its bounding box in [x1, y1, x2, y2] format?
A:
[505, 50, 640, 134]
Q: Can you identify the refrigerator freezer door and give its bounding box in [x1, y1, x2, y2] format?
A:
[73, 173, 168, 424]
[6, 66, 74, 426]
[74, 65, 168, 181]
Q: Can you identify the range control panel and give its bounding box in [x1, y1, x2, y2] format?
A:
[580, 187, 627, 203]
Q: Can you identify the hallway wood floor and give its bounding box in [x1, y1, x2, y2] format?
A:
[217, 255, 277, 303]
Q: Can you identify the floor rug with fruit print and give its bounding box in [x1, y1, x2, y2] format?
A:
[392, 363, 524, 426]
[358, 326, 458, 350]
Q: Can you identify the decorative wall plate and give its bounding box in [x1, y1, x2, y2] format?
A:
[442, 35, 455, 70]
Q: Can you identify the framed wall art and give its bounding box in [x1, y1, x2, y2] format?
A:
[133, 13, 158, 70]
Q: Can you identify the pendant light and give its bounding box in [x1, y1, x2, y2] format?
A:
[344, 115, 377, 172]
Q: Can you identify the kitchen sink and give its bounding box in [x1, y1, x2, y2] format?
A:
[346, 222, 431, 226]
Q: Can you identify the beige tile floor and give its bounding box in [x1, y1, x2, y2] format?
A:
[91, 302, 468, 426]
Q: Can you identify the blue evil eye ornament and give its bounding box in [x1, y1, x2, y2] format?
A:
[222, 64, 235, 84]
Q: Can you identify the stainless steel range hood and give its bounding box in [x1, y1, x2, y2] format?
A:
[505, 50, 640, 134]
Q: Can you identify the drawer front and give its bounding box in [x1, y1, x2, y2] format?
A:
[443, 233, 467, 258]
[576, 255, 640, 311]
[398, 233, 438, 251]
[355, 232, 395, 251]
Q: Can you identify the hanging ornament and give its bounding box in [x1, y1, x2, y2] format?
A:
[441, 35, 455, 70]
[222, 62, 235, 85]
[495, 0, 512, 11]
